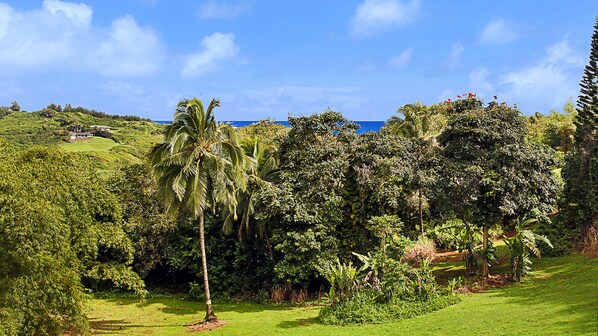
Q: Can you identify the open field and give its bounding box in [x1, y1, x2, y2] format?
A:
[61, 137, 118, 152]
[87, 255, 598, 336]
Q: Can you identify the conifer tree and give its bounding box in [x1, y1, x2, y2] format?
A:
[561, 16, 598, 243]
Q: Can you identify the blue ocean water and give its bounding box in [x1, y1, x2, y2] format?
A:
[154, 120, 385, 134]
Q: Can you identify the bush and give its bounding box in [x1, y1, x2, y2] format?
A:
[319, 289, 389, 325]
[401, 238, 435, 266]
[0, 308, 23, 336]
[538, 218, 573, 257]
[319, 289, 460, 325]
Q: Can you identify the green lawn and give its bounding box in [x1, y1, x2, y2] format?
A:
[62, 137, 118, 152]
[87, 255, 597, 335]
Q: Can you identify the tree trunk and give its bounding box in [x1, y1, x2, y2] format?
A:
[418, 189, 424, 236]
[482, 224, 489, 278]
[199, 210, 218, 322]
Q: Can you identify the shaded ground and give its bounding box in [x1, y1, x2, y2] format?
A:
[87, 255, 597, 336]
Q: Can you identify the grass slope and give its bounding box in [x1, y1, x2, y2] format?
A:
[62, 137, 118, 152]
[87, 255, 597, 336]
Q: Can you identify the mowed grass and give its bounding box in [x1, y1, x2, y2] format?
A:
[62, 137, 118, 152]
[87, 255, 597, 336]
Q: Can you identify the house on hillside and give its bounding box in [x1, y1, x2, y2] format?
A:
[69, 131, 93, 141]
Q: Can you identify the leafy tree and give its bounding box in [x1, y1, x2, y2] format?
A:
[149, 98, 246, 322]
[528, 101, 576, 153]
[9, 101, 20, 112]
[343, 132, 417, 242]
[0, 147, 145, 335]
[260, 110, 358, 285]
[237, 118, 289, 144]
[560, 16, 598, 246]
[109, 164, 178, 278]
[436, 98, 560, 277]
[383, 101, 446, 235]
[0, 106, 12, 118]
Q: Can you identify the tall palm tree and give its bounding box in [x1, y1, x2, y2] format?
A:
[385, 101, 446, 235]
[149, 97, 246, 322]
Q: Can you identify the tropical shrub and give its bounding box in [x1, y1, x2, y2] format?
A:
[402, 237, 436, 267]
[505, 218, 552, 281]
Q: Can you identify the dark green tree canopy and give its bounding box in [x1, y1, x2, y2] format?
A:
[436, 100, 559, 226]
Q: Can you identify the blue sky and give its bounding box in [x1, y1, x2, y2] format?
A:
[0, 0, 595, 121]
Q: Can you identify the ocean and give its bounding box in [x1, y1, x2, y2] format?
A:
[154, 120, 385, 134]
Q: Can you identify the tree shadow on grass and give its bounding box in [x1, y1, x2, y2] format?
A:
[276, 316, 320, 329]
[97, 295, 301, 317]
[216, 302, 299, 314]
[89, 318, 183, 334]
[490, 256, 598, 335]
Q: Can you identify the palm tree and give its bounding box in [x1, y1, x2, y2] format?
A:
[222, 136, 278, 242]
[386, 101, 445, 144]
[149, 97, 246, 322]
[385, 101, 446, 235]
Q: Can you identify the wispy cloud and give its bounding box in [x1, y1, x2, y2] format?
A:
[479, 19, 519, 45]
[182, 32, 240, 77]
[351, 0, 421, 38]
[198, 0, 249, 20]
[390, 47, 413, 68]
[500, 40, 583, 110]
[449, 42, 464, 64]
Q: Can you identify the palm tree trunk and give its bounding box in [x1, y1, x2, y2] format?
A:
[418, 189, 424, 236]
[199, 210, 217, 322]
[482, 224, 489, 278]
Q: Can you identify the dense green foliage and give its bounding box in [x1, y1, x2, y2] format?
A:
[528, 101, 576, 153]
[0, 147, 145, 335]
[0, 93, 579, 333]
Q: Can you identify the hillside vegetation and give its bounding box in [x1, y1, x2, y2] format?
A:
[0, 110, 164, 171]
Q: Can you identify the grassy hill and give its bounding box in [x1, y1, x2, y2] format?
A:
[0, 110, 164, 172]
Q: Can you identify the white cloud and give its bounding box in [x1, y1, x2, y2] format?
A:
[390, 47, 413, 68]
[0, 1, 163, 77]
[198, 1, 248, 20]
[449, 42, 464, 64]
[43, 0, 92, 27]
[182, 33, 240, 77]
[469, 67, 494, 98]
[95, 15, 163, 76]
[479, 19, 518, 45]
[500, 40, 583, 111]
[351, 0, 421, 38]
